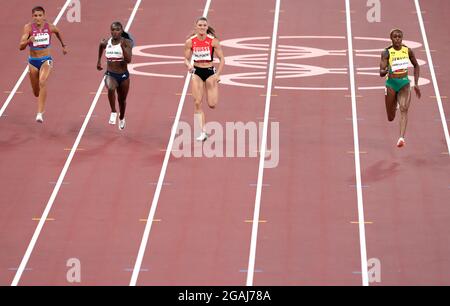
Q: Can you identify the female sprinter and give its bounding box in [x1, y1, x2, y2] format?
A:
[380, 29, 421, 148]
[184, 17, 225, 141]
[97, 22, 133, 130]
[19, 6, 68, 123]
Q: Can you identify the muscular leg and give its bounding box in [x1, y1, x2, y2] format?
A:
[191, 74, 205, 131]
[37, 61, 52, 113]
[105, 76, 118, 113]
[205, 75, 219, 109]
[117, 79, 130, 120]
[28, 65, 40, 98]
[385, 86, 397, 122]
[397, 84, 412, 138]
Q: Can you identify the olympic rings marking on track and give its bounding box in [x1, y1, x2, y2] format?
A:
[128, 36, 430, 90]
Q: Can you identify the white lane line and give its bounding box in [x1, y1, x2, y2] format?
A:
[0, 0, 73, 118]
[246, 0, 281, 287]
[345, 0, 369, 286]
[414, 0, 450, 154]
[129, 0, 213, 286]
[10, 0, 142, 286]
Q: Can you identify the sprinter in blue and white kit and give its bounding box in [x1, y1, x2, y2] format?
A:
[19, 6, 68, 123]
[97, 22, 133, 130]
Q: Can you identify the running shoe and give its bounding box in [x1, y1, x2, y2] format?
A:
[36, 113, 43, 123]
[109, 112, 117, 125]
[119, 118, 126, 130]
[396, 137, 405, 148]
[196, 131, 208, 142]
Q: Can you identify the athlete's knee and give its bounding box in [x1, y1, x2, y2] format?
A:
[38, 80, 47, 89]
[194, 99, 202, 109]
[32, 89, 40, 97]
[399, 104, 408, 113]
[208, 101, 217, 109]
[387, 112, 395, 121]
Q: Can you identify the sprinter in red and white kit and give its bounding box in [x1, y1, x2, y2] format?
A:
[184, 17, 225, 141]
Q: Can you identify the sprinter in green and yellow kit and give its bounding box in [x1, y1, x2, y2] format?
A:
[380, 29, 421, 148]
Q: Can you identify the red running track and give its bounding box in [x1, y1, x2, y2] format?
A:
[253, 0, 363, 285]
[0, 0, 449, 286]
[351, 0, 450, 285]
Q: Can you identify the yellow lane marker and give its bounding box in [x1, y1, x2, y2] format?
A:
[245, 220, 267, 223]
[32, 218, 55, 221]
[350, 221, 373, 224]
[139, 219, 162, 222]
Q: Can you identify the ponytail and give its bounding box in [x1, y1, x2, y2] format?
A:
[121, 31, 135, 48]
[206, 26, 216, 38]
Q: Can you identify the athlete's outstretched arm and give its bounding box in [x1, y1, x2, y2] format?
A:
[50, 24, 68, 54]
[184, 39, 194, 73]
[379, 49, 389, 77]
[19, 24, 32, 51]
[409, 48, 421, 98]
[121, 38, 132, 63]
[97, 39, 107, 70]
[212, 38, 225, 82]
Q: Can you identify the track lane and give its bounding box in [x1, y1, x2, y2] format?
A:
[252, 0, 363, 285]
[135, 0, 277, 285]
[352, 0, 450, 285]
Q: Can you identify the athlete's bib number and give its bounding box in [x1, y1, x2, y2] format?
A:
[33, 33, 50, 47]
[193, 47, 211, 61]
[391, 58, 409, 73]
